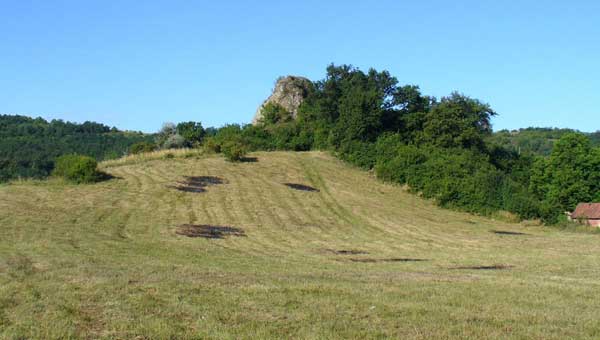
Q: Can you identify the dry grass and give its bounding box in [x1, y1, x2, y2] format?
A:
[101, 148, 205, 168]
[1, 151, 600, 339]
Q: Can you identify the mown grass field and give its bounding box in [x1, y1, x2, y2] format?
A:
[1, 151, 600, 339]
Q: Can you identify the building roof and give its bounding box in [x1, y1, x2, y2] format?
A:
[572, 203, 600, 219]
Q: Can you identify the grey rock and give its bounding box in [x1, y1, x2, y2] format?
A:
[252, 76, 313, 125]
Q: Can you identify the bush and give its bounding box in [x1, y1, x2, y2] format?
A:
[202, 137, 221, 153]
[52, 154, 101, 183]
[259, 103, 293, 125]
[176, 121, 205, 146]
[162, 134, 186, 149]
[129, 141, 157, 155]
[221, 141, 247, 162]
[338, 140, 377, 169]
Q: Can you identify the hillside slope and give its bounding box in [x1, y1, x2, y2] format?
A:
[2, 152, 600, 339]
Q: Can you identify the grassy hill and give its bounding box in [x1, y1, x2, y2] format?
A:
[2, 151, 600, 339]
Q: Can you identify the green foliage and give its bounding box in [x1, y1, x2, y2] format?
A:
[129, 141, 157, 155]
[373, 142, 540, 218]
[529, 133, 600, 215]
[202, 137, 221, 154]
[307, 65, 398, 148]
[52, 154, 101, 183]
[162, 134, 186, 149]
[419, 93, 496, 150]
[213, 124, 244, 145]
[0, 115, 152, 182]
[176, 121, 205, 146]
[487, 128, 599, 156]
[155, 122, 177, 148]
[155, 121, 197, 149]
[259, 103, 293, 125]
[337, 141, 377, 169]
[221, 140, 247, 162]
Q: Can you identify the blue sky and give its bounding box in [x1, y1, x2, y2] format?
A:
[0, 0, 598, 133]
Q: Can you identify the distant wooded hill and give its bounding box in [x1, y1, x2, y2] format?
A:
[488, 128, 600, 156]
[0, 115, 153, 182]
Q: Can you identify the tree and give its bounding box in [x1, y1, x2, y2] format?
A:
[176, 121, 205, 146]
[420, 93, 496, 150]
[156, 122, 177, 147]
[530, 133, 599, 214]
[258, 103, 293, 125]
[163, 134, 186, 149]
[0, 115, 152, 182]
[129, 141, 157, 154]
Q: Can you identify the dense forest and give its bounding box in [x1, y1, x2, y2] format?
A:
[200, 64, 600, 224]
[0, 115, 152, 182]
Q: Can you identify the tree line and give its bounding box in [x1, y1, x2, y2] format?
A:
[0, 115, 152, 182]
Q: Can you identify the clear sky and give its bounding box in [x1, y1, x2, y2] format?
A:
[0, 0, 598, 133]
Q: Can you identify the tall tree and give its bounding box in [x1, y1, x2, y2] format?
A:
[420, 92, 496, 150]
[530, 133, 599, 212]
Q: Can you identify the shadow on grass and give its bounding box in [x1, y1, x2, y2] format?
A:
[168, 176, 226, 193]
[449, 264, 513, 270]
[284, 183, 319, 192]
[491, 230, 529, 236]
[97, 171, 122, 182]
[348, 258, 428, 263]
[240, 156, 258, 163]
[175, 224, 246, 239]
[324, 249, 369, 255]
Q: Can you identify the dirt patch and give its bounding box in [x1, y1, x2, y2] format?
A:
[168, 176, 226, 193]
[324, 249, 369, 255]
[175, 224, 246, 239]
[348, 258, 428, 263]
[450, 264, 513, 270]
[491, 230, 528, 236]
[284, 183, 319, 192]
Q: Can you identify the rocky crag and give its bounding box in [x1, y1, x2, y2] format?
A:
[252, 76, 313, 125]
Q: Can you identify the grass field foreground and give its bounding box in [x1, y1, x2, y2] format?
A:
[1, 151, 600, 339]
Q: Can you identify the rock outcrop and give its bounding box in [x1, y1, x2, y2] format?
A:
[252, 76, 313, 125]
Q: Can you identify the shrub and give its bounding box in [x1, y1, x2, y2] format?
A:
[259, 103, 293, 125]
[202, 137, 221, 153]
[221, 141, 247, 162]
[52, 154, 101, 183]
[176, 121, 205, 146]
[338, 140, 377, 169]
[129, 141, 157, 155]
[155, 122, 177, 145]
[162, 134, 186, 149]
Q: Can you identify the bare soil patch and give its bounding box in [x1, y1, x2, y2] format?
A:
[450, 264, 513, 270]
[168, 176, 226, 193]
[284, 183, 319, 192]
[348, 258, 428, 263]
[491, 230, 528, 236]
[175, 224, 246, 239]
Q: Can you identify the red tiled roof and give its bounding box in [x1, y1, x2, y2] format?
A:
[572, 203, 600, 219]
